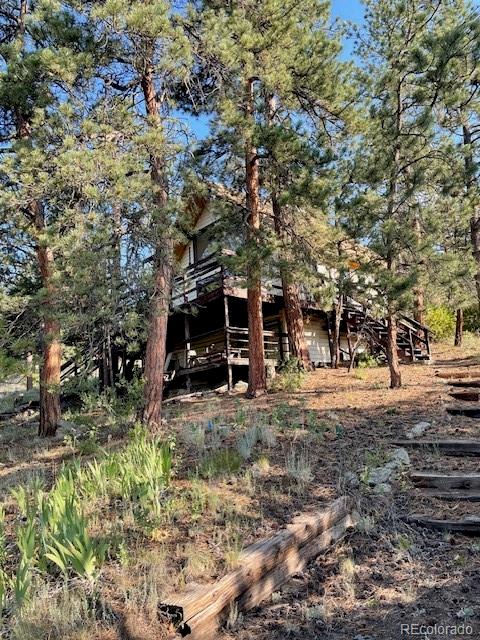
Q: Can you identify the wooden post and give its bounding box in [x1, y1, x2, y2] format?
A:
[325, 312, 334, 366]
[184, 314, 191, 392]
[408, 327, 415, 362]
[345, 322, 354, 362]
[224, 294, 233, 390]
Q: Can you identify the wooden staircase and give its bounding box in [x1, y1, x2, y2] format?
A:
[344, 302, 431, 363]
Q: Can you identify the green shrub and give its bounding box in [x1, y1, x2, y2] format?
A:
[464, 306, 480, 334]
[425, 306, 455, 341]
[270, 357, 305, 393]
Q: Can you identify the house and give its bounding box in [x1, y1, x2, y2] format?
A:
[164, 187, 431, 391]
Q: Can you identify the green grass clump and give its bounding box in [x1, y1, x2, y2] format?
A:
[200, 449, 242, 479]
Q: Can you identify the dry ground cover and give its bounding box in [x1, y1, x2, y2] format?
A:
[0, 342, 479, 639]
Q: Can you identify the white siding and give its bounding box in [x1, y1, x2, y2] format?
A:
[196, 205, 217, 231]
[304, 317, 350, 364]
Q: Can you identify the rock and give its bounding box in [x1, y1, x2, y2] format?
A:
[345, 471, 360, 488]
[215, 383, 229, 394]
[367, 448, 410, 486]
[368, 466, 393, 485]
[373, 482, 392, 495]
[390, 447, 410, 466]
[406, 421, 431, 439]
[354, 635, 376, 640]
[233, 380, 248, 392]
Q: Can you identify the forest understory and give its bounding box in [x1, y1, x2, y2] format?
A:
[1, 340, 479, 640]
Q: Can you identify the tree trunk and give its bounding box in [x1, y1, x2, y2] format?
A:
[332, 296, 343, 369]
[140, 56, 173, 430]
[386, 315, 402, 389]
[35, 204, 62, 437]
[455, 308, 464, 347]
[245, 78, 266, 397]
[14, 0, 61, 436]
[272, 195, 311, 370]
[26, 351, 33, 391]
[266, 94, 311, 371]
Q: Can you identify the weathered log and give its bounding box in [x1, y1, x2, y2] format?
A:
[404, 514, 480, 535]
[418, 489, 480, 502]
[185, 513, 357, 640]
[446, 404, 480, 418]
[392, 440, 480, 456]
[436, 370, 480, 379]
[411, 471, 480, 490]
[449, 380, 480, 388]
[449, 390, 480, 402]
[160, 497, 354, 639]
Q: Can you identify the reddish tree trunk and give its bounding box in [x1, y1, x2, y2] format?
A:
[35, 204, 62, 437]
[15, 19, 61, 436]
[332, 297, 343, 369]
[455, 308, 464, 347]
[463, 125, 480, 305]
[245, 78, 266, 397]
[26, 352, 33, 391]
[386, 315, 402, 389]
[140, 57, 173, 430]
[267, 95, 311, 371]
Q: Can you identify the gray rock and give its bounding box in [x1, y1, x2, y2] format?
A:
[345, 471, 360, 488]
[373, 482, 392, 495]
[406, 421, 431, 439]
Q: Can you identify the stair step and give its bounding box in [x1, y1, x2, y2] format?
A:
[446, 404, 480, 418]
[449, 380, 480, 388]
[449, 390, 480, 402]
[411, 471, 480, 490]
[391, 439, 480, 456]
[404, 514, 480, 535]
[436, 370, 480, 380]
[417, 489, 480, 502]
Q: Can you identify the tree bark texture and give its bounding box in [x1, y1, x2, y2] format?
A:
[141, 57, 173, 430]
[455, 308, 464, 347]
[245, 78, 266, 397]
[386, 315, 402, 389]
[34, 203, 62, 437]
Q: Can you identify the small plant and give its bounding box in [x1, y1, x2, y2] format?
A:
[256, 424, 277, 448]
[270, 357, 305, 393]
[285, 447, 313, 486]
[199, 449, 242, 479]
[236, 426, 259, 460]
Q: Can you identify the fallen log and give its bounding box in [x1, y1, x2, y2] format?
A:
[159, 497, 356, 639]
[411, 471, 480, 490]
[404, 514, 480, 536]
[392, 440, 480, 456]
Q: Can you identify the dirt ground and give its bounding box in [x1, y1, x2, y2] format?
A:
[1, 342, 480, 640]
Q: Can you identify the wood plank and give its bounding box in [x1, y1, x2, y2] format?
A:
[417, 489, 480, 502]
[446, 404, 480, 418]
[404, 514, 480, 535]
[411, 471, 480, 490]
[160, 497, 351, 638]
[392, 440, 480, 456]
[436, 370, 480, 379]
[184, 513, 358, 640]
[449, 390, 480, 401]
[449, 380, 480, 388]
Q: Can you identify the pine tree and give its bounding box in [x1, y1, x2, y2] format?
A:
[193, 0, 351, 386]
[85, 0, 194, 428]
[0, 1, 94, 435]
[432, 1, 480, 305]
[349, 0, 444, 388]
